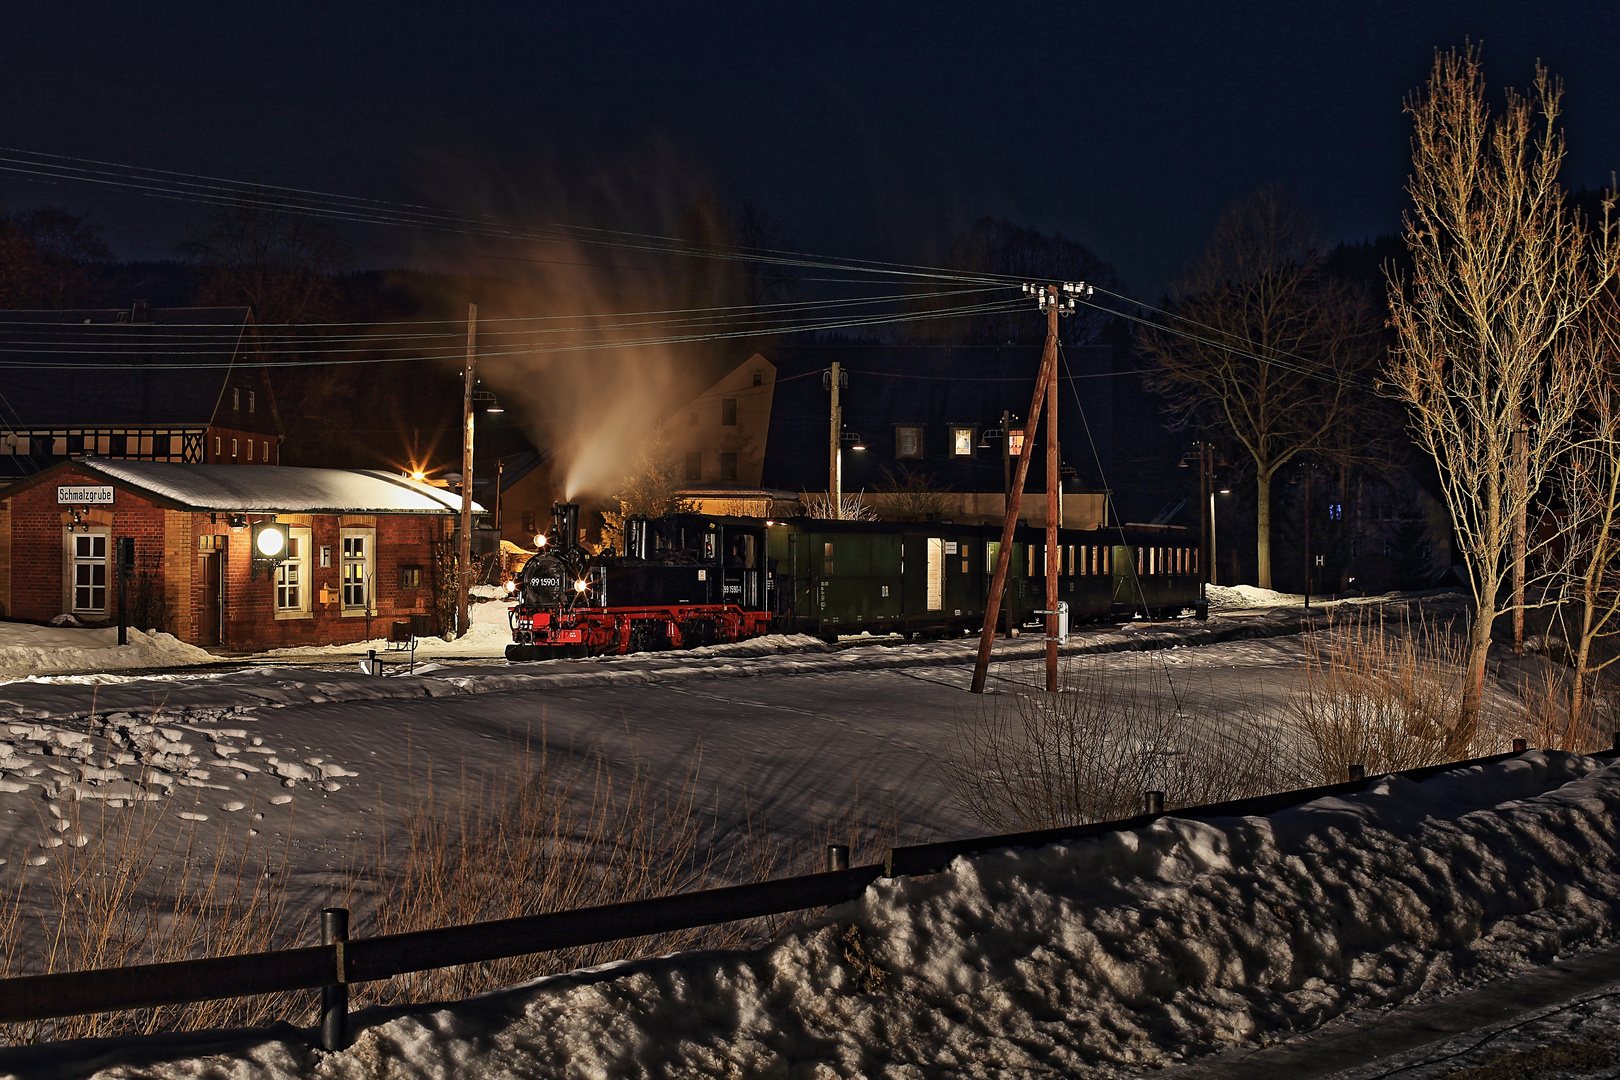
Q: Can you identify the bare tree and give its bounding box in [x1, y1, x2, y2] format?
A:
[598, 425, 692, 552]
[1140, 186, 1383, 588]
[178, 196, 350, 326]
[10, 206, 111, 308]
[1543, 307, 1620, 732]
[1385, 46, 1618, 744]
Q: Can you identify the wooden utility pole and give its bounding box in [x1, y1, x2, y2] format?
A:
[1042, 293, 1061, 693]
[457, 302, 477, 640]
[971, 283, 1075, 694]
[827, 361, 843, 519]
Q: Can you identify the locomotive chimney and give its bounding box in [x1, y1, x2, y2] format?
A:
[552, 503, 580, 554]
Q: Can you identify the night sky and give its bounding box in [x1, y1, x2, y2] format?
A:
[3, 2, 1617, 299]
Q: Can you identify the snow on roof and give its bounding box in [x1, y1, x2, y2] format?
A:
[62, 458, 481, 514]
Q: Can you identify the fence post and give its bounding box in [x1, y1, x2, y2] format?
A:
[826, 844, 850, 872]
[1347, 764, 1365, 781]
[1512, 738, 1528, 753]
[1143, 790, 1165, 816]
[320, 907, 349, 1052]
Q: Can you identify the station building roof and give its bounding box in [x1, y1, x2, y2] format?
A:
[1, 458, 481, 515]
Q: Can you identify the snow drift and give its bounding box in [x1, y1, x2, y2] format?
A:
[30, 751, 1620, 1079]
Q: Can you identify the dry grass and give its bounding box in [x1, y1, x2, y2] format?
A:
[1291, 611, 1483, 781]
[940, 656, 1291, 831]
[0, 786, 304, 1044]
[353, 741, 754, 1007]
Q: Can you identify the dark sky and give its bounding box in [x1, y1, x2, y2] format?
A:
[3, 1, 1617, 298]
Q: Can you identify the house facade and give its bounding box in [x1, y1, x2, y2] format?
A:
[0, 458, 475, 651]
[0, 305, 283, 479]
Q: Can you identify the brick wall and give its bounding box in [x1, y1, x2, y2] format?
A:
[4, 465, 448, 650]
[217, 512, 443, 651]
[0, 498, 10, 618]
[2, 467, 169, 626]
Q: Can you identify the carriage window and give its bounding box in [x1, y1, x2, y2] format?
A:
[823, 541, 834, 576]
[1067, 546, 1075, 576]
[926, 538, 944, 610]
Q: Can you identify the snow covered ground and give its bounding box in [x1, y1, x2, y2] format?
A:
[1, 588, 1599, 1079]
[0, 622, 218, 681]
[7, 750, 1618, 1079]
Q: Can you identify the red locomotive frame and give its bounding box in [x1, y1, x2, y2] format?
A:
[510, 602, 774, 655]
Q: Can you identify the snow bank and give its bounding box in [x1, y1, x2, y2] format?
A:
[0, 623, 218, 682]
[49, 752, 1620, 1079]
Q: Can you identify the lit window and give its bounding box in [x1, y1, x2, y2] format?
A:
[824, 541, 834, 576]
[951, 427, 975, 457]
[71, 533, 108, 614]
[895, 426, 922, 459]
[1008, 428, 1025, 456]
[214, 436, 221, 457]
[400, 565, 423, 589]
[248, 391, 255, 413]
[246, 440, 254, 462]
[231, 438, 238, 459]
[340, 531, 374, 613]
[233, 388, 240, 410]
[275, 529, 312, 615]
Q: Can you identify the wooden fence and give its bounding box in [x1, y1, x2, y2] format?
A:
[0, 740, 1609, 1050]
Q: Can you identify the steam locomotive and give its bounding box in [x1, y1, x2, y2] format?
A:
[504, 503, 1203, 662]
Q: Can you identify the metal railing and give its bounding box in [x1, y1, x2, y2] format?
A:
[0, 739, 1609, 1051]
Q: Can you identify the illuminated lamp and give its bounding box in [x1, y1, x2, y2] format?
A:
[251, 521, 290, 564]
[410, 470, 427, 481]
[574, 579, 588, 593]
[535, 533, 548, 548]
[504, 580, 517, 594]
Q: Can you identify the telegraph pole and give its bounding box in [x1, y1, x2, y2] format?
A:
[458, 302, 477, 640]
[971, 282, 1085, 694]
[827, 361, 843, 519]
[1043, 291, 1061, 692]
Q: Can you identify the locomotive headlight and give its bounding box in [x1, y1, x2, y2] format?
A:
[535, 534, 548, 548]
[574, 579, 588, 594]
[503, 579, 517, 594]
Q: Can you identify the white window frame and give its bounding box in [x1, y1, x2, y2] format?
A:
[339, 527, 376, 617]
[951, 426, 976, 458]
[65, 529, 111, 617]
[895, 426, 922, 459]
[274, 527, 313, 619]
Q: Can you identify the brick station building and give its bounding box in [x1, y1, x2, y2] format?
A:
[0, 457, 478, 651]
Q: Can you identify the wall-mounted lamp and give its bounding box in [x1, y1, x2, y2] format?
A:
[841, 431, 866, 451]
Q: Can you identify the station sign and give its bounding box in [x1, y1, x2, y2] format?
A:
[57, 485, 114, 505]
